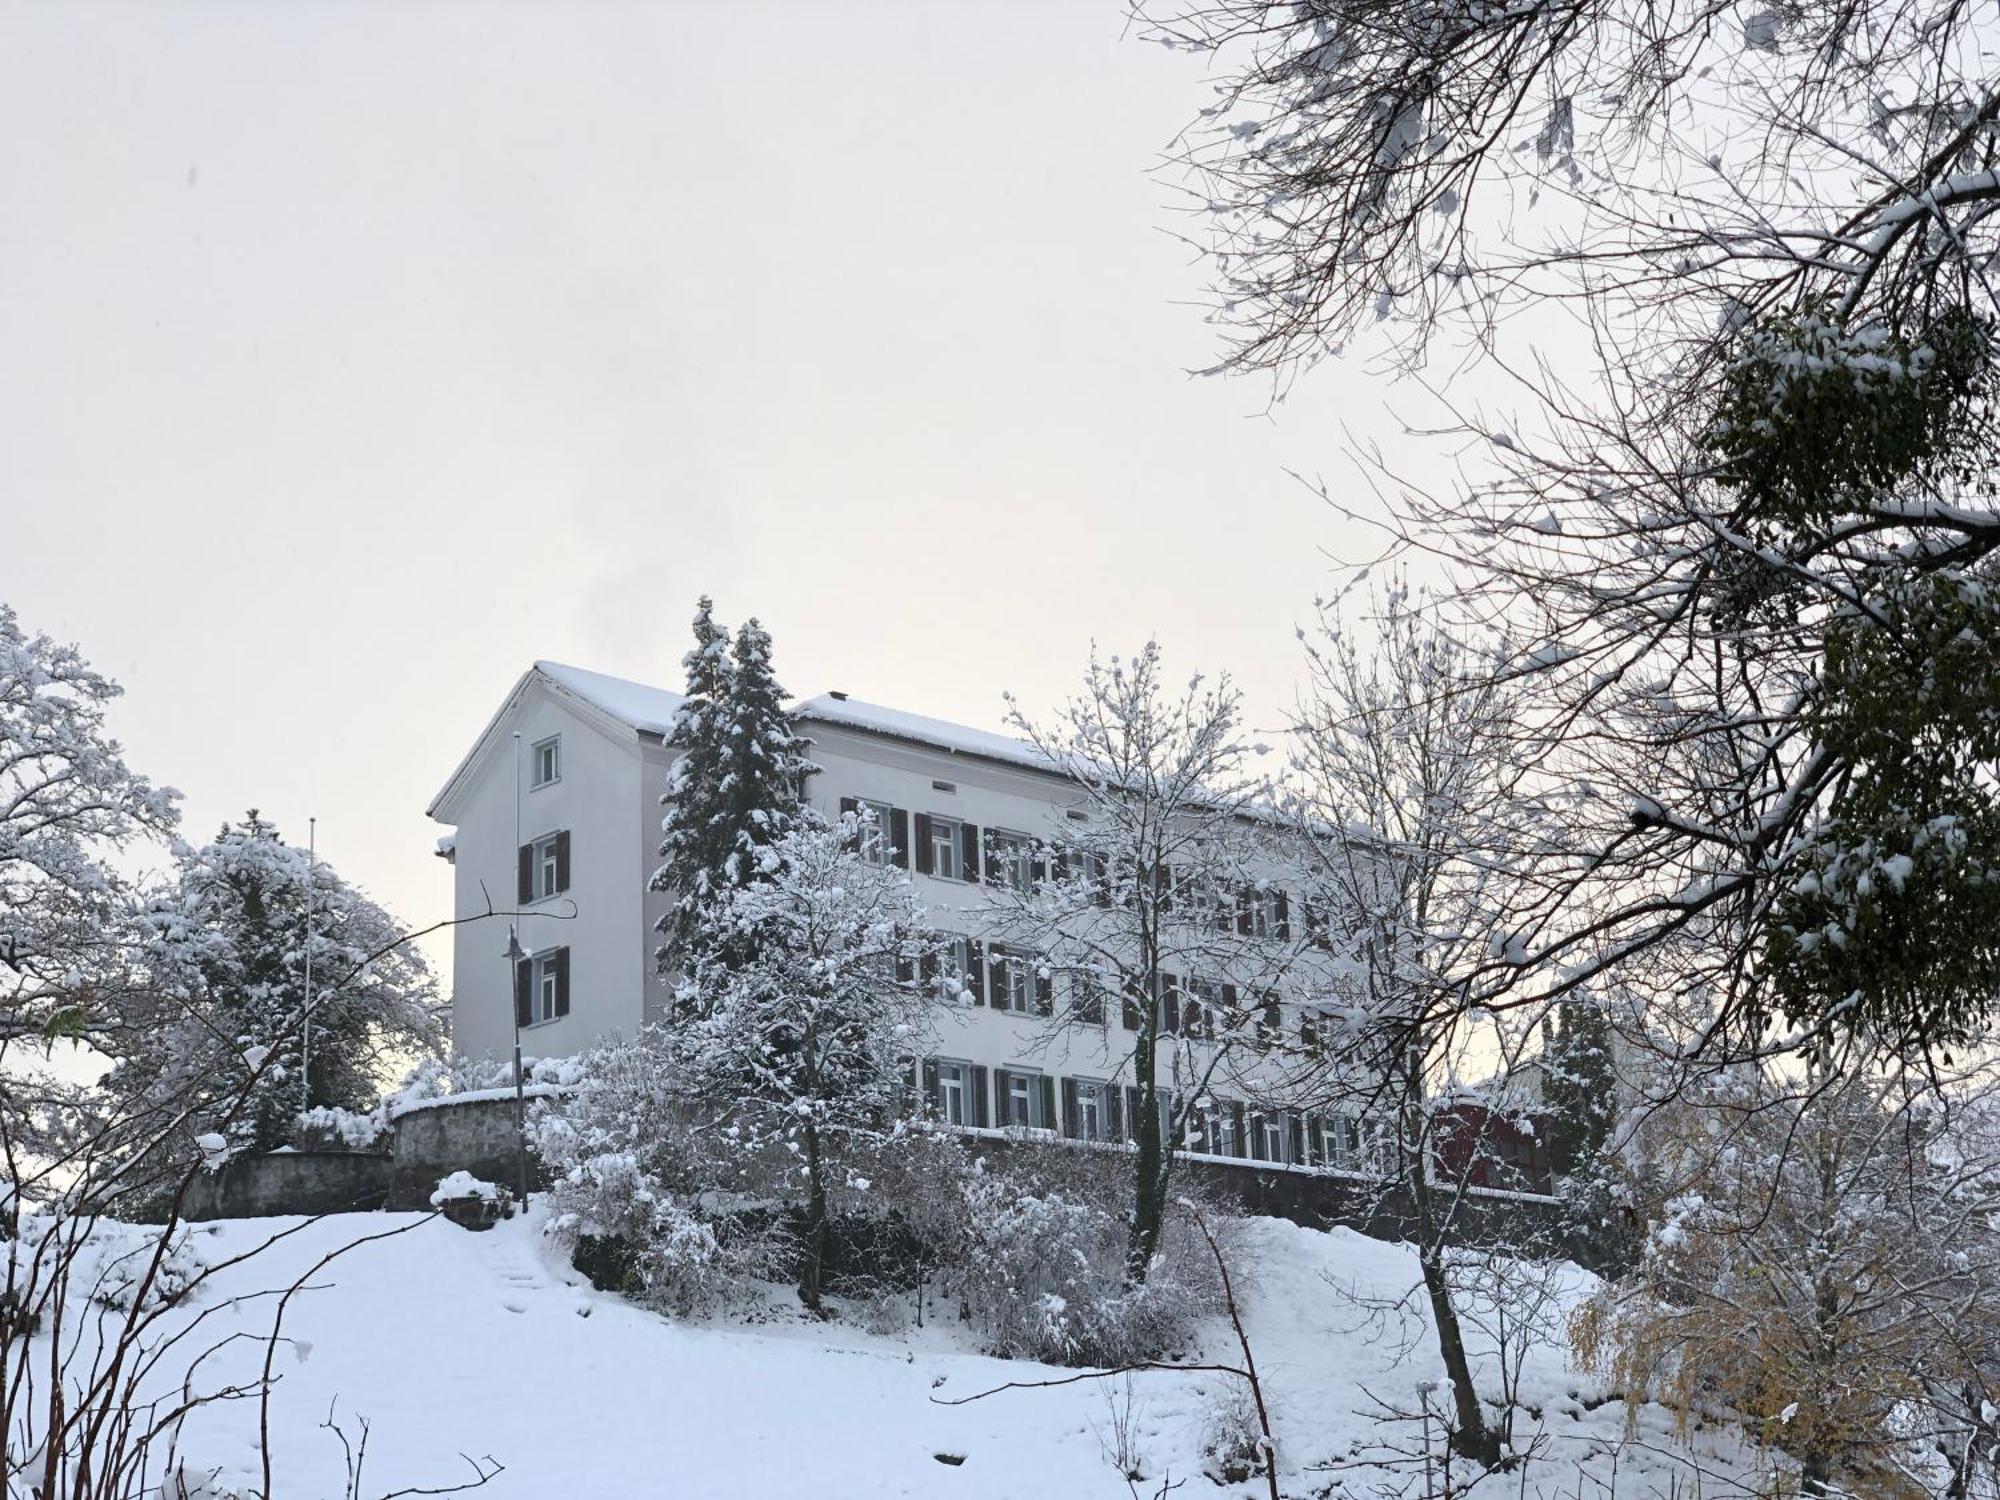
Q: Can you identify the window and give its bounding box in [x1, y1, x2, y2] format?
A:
[517, 831, 570, 905]
[1006, 1071, 1034, 1127]
[1071, 970, 1108, 1025]
[1071, 1079, 1106, 1142]
[531, 735, 560, 789]
[936, 1062, 970, 1126]
[1258, 1114, 1288, 1164]
[839, 797, 908, 868]
[1201, 1100, 1240, 1158]
[1185, 977, 1222, 1039]
[1238, 885, 1290, 940]
[989, 945, 1048, 1016]
[925, 814, 963, 880]
[1317, 1115, 1391, 1175]
[856, 799, 894, 865]
[986, 829, 1034, 892]
[514, 946, 569, 1028]
[930, 936, 982, 1004]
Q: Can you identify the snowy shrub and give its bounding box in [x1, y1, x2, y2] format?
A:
[1197, 1383, 1267, 1486]
[947, 1149, 1225, 1367]
[17, 1217, 209, 1314]
[291, 1103, 387, 1150]
[527, 1030, 778, 1316]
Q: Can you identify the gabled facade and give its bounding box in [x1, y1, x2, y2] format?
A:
[428, 662, 1383, 1171]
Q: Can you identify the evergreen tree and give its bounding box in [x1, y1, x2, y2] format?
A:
[651, 597, 738, 972]
[1540, 995, 1616, 1185]
[115, 811, 441, 1156]
[650, 602, 815, 975]
[718, 617, 814, 880]
[670, 813, 936, 1313]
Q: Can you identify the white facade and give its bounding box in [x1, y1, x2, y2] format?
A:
[429, 661, 1367, 1167]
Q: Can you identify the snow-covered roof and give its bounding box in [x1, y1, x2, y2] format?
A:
[791, 692, 1049, 775]
[535, 660, 685, 737]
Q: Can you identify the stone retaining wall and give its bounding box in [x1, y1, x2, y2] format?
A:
[181, 1095, 549, 1221]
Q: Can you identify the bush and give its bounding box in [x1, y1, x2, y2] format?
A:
[526, 1032, 780, 1316]
[947, 1148, 1225, 1367]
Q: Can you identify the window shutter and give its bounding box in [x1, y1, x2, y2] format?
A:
[1034, 963, 1053, 1017]
[554, 947, 571, 1017]
[1216, 889, 1234, 933]
[1060, 1078, 1079, 1140]
[922, 1058, 940, 1113]
[960, 823, 980, 884]
[517, 844, 533, 906]
[889, 808, 910, 869]
[961, 939, 983, 1004]
[1236, 888, 1253, 936]
[1121, 982, 1142, 1031]
[1158, 973, 1180, 1035]
[1126, 1087, 1143, 1143]
[1107, 1085, 1124, 1143]
[1274, 890, 1291, 941]
[1303, 1113, 1322, 1168]
[513, 958, 532, 1029]
[839, 797, 860, 852]
[1249, 1112, 1267, 1161]
[555, 830, 571, 894]
[913, 813, 934, 875]
[992, 1068, 1010, 1127]
[1230, 1101, 1248, 1158]
[1288, 1112, 1306, 1166]
[1221, 982, 1239, 1024]
[970, 1066, 989, 1127]
[918, 945, 937, 986]
[1038, 1076, 1056, 1132]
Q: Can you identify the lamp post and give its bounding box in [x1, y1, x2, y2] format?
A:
[505, 921, 531, 1205]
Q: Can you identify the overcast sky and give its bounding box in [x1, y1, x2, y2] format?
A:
[1, 2, 1448, 983]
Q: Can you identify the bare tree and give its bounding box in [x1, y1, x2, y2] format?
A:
[1285, 586, 1560, 1468]
[986, 641, 1295, 1281]
[1147, 0, 2000, 1065]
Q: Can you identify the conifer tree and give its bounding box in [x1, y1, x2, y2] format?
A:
[651, 602, 815, 976]
[1541, 995, 1616, 1186]
[651, 597, 738, 972]
[718, 617, 814, 879]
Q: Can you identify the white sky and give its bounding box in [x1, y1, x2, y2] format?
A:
[1, 2, 1456, 985]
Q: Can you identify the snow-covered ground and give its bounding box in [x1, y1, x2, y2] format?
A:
[85, 1210, 1768, 1498]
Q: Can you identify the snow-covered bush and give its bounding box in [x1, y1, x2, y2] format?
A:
[1197, 1383, 1266, 1486]
[527, 1029, 779, 1316]
[948, 1149, 1225, 1367]
[291, 1102, 388, 1150]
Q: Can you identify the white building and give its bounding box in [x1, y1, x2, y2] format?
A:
[427, 660, 1378, 1171]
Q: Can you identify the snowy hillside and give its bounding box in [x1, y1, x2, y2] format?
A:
[109, 1209, 1767, 1499]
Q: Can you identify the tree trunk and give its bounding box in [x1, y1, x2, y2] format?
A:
[1404, 1064, 1500, 1470]
[1127, 1005, 1171, 1284]
[800, 1119, 829, 1316]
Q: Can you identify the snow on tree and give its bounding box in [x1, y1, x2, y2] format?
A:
[985, 641, 1286, 1283]
[649, 600, 815, 977]
[110, 811, 443, 1160]
[650, 595, 736, 972]
[668, 810, 938, 1313]
[1152, 0, 2000, 1062]
[1285, 587, 1560, 1467]
[1575, 1060, 2000, 1496]
[0, 603, 179, 1048]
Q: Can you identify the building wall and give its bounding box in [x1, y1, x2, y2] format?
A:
[444, 682, 648, 1062]
[440, 678, 1368, 1158]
